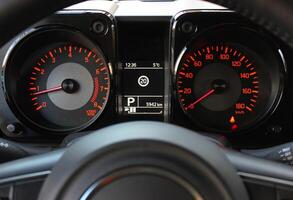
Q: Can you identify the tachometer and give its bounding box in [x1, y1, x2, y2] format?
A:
[4, 29, 111, 133]
[175, 28, 284, 133]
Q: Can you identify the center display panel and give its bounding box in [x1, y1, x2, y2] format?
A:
[117, 19, 168, 121]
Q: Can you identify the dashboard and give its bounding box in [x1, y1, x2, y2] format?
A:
[0, 0, 292, 149]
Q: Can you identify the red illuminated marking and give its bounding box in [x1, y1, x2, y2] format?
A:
[35, 105, 43, 111]
[37, 62, 41, 66]
[207, 47, 210, 54]
[44, 55, 48, 59]
[253, 95, 258, 98]
[68, 46, 73, 58]
[34, 67, 41, 72]
[253, 81, 259, 84]
[189, 55, 195, 61]
[183, 63, 188, 67]
[250, 68, 255, 71]
[49, 51, 54, 58]
[64, 46, 67, 50]
[246, 63, 252, 68]
[31, 97, 37, 101]
[41, 58, 46, 63]
[250, 103, 255, 107]
[79, 47, 82, 53]
[252, 90, 259, 94]
[97, 105, 102, 110]
[240, 56, 245, 62]
[250, 99, 256, 103]
[32, 72, 36, 75]
[33, 102, 38, 106]
[225, 47, 228, 54]
[59, 48, 62, 53]
[246, 106, 253, 112]
[231, 124, 238, 131]
[250, 72, 257, 76]
[101, 67, 106, 71]
[29, 87, 37, 91]
[178, 90, 183, 93]
[90, 78, 99, 103]
[30, 77, 36, 80]
[233, 50, 237, 56]
[95, 58, 101, 63]
[179, 72, 185, 76]
[87, 51, 92, 58]
[29, 82, 34, 85]
[216, 46, 219, 52]
[197, 50, 202, 56]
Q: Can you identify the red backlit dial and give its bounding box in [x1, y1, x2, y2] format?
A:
[6, 42, 110, 133]
[176, 44, 279, 133]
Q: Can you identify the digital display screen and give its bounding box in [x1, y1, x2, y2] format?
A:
[117, 20, 167, 120]
[122, 62, 164, 116]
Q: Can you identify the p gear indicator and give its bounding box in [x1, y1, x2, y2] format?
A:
[124, 95, 163, 115]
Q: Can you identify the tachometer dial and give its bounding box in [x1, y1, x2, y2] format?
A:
[175, 28, 284, 133]
[4, 29, 111, 133]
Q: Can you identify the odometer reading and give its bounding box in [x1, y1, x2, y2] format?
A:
[176, 44, 276, 133]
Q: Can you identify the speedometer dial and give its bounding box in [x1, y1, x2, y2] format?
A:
[175, 28, 284, 133]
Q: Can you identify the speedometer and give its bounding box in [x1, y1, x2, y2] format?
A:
[175, 28, 284, 133]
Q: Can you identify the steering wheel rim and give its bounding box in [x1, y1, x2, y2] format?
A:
[38, 121, 249, 200]
[0, 0, 292, 200]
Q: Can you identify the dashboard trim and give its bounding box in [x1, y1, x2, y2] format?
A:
[0, 170, 50, 185]
[238, 171, 293, 187]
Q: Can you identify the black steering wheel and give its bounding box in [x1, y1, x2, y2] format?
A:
[0, 0, 292, 200]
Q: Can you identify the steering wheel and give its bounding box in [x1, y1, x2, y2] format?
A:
[0, 0, 292, 200]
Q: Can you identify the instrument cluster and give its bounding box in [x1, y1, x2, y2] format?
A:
[0, 10, 292, 148]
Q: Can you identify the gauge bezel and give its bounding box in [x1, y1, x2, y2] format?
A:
[173, 25, 286, 134]
[2, 26, 113, 134]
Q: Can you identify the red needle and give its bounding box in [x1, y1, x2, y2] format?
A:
[187, 89, 215, 109]
[32, 86, 62, 96]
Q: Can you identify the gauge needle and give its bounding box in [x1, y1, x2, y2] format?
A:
[32, 86, 62, 96]
[187, 89, 215, 109]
